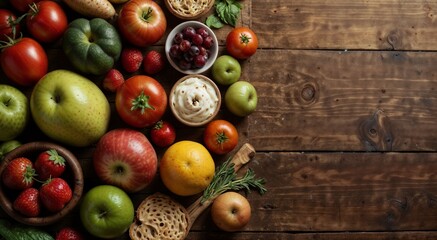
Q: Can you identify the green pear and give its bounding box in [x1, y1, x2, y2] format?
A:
[30, 70, 110, 147]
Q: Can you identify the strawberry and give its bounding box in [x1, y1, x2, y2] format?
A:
[150, 120, 176, 147]
[143, 50, 165, 75]
[13, 188, 40, 217]
[55, 227, 85, 240]
[121, 47, 143, 73]
[2, 157, 35, 190]
[39, 178, 72, 213]
[34, 149, 66, 180]
[102, 68, 124, 92]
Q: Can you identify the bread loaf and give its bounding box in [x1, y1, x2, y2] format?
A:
[129, 193, 190, 240]
[165, 0, 214, 19]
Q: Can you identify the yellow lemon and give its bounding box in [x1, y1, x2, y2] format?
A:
[160, 141, 215, 196]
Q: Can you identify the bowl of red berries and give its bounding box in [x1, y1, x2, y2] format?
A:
[0, 141, 83, 226]
[165, 21, 218, 74]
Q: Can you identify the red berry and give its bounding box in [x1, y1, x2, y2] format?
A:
[34, 149, 66, 180]
[13, 188, 40, 217]
[56, 227, 85, 240]
[121, 47, 143, 73]
[102, 69, 124, 92]
[2, 157, 35, 190]
[39, 178, 72, 213]
[143, 50, 165, 75]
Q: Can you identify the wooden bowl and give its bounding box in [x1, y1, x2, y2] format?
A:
[0, 142, 84, 226]
[164, 0, 214, 20]
[169, 74, 221, 127]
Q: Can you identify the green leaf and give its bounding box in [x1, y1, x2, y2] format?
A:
[206, 15, 225, 29]
[214, 0, 242, 27]
[215, 1, 228, 24]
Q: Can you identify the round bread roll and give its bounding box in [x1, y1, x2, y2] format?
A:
[165, 0, 214, 19]
[130, 193, 190, 240]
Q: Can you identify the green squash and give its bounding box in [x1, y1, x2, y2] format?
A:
[62, 18, 122, 75]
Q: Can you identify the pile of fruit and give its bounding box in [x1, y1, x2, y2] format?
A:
[169, 25, 215, 70]
[2, 149, 72, 217]
[0, 0, 264, 239]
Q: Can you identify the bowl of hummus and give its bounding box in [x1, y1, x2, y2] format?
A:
[170, 75, 221, 127]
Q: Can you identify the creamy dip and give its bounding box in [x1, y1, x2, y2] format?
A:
[171, 77, 219, 124]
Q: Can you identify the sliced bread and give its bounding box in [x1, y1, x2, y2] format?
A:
[129, 192, 190, 240]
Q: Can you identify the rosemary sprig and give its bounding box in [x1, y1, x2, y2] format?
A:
[200, 158, 267, 204]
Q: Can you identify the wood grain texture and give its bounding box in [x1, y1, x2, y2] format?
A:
[187, 231, 437, 240]
[189, 152, 437, 232]
[253, 0, 437, 50]
[245, 49, 437, 151]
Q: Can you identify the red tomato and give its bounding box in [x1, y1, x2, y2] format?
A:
[150, 120, 176, 147]
[117, 0, 167, 47]
[0, 9, 21, 41]
[0, 37, 48, 86]
[26, 1, 68, 43]
[226, 27, 259, 59]
[10, 0, 43, 12]
[203, 120, 239, 155]
[116, 75, 167, 128]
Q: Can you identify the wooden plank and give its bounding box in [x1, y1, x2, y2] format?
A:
[190, 152, 437, 232]
[245, 49, 437, 151]
[252, 0, 437, 50]
[187, 231, 437, 240]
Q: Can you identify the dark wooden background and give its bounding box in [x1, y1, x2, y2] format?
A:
[1, 0, 437, 239]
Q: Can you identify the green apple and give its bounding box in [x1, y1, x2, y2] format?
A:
[0, 140, 21, 160]
[225, 81, 258, 117]
[212, 55, 241, 85]
[80, 185, 134, 239]
[30, 70, 110, 147]
[0, 85, 29, 141]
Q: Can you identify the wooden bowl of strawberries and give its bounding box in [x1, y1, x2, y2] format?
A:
[0, 141, 84, 226]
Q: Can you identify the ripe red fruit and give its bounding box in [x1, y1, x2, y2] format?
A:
[39, 178, 72, 213]
[143, 50, 165, 75]
[34, 149, 66, 180]
[56, 227, 85, 240]
[121, 47, 143, 73]
[150, 120, 176, 147]
[13, 188, 40, 217]
[102, 69, 124, 92]
[2, 157, 35, 190]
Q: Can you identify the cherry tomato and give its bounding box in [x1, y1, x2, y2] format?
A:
[116, 75, 167, 128]
[226, 27, 259, 60]
[117, 0, 167, 47]
[150, 120, 176, 147]
[0, 9, 21, 41]
[10, 0, 43, 12]
[0, 37, 48, 86]
[26, 1, 68, 43]
[203, 120, 239, 155]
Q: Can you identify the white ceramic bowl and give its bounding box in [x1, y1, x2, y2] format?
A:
[165, 21, 218, 75]
[169, 74, 221, 127]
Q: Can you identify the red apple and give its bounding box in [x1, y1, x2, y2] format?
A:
[93, 128, 158, 193]
[210, 191, 252, 232]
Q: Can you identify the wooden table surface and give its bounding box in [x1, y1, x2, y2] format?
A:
[2, 0, 437, 239]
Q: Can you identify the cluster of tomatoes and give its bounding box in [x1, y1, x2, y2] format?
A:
[1, 149, 73, 218]
[0, 0, 67, 86]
